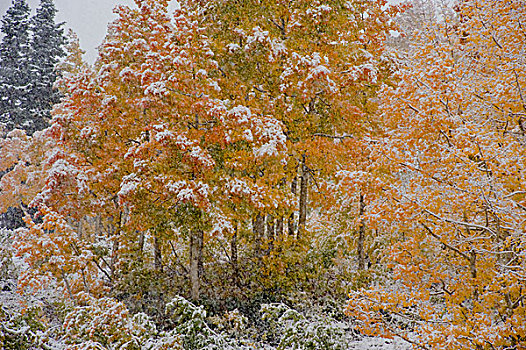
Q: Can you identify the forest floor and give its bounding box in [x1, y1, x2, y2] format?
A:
[0, 227, 411, 349]
[0, 281, 411, 349]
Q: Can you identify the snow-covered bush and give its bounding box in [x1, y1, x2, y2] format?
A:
[63, 293, 181, 350]
[0, 229, 15, 287]
[261, 303, 355, 350]
[0, 306, 50, 350]
[165, 296, 250, 350]
[208, 308, 249, 341]
[63, 294, 264, 350]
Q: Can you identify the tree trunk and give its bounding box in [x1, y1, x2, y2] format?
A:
[110, 212, 122, 282]
[190, 229, 204, 301]
[357, 193, 366, 271]
[298, 156, 308, 239]
[464, 217, 478, 301]
[77, 218, 83, 240]
[276, 216, 284, 242]
[110, 237, 119, 282]
[253, 213, 265, 257]
[138, 231, 145, 263]
[470, 249, 478, 300]
[95, 215, 102, 236]
[267, 214, 275, 252]
[288, 177, 297, 236]
[231, 222, 239, 287]
[154, 235, 162, 272]
[198, 230, 204, 280]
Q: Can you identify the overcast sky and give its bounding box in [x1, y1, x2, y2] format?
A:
[1, 0, 402, 64]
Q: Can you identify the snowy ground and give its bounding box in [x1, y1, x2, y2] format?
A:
[0, 277, 412, 350]
[1, 281, 412, 349]
[349, 336, 410, 350]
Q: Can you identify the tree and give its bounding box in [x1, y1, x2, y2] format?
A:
[13, 0, 401, 323]
[57, 29, 88, 76]
[0, 0, 65, 135]
[387, 0, 455, 51]
[0, 0, 31, 132]
[205, 0, 402, 275]
[46, 0, 288, 303]
[0, 0, 65, 230]
[0, 128, 50, 228]
[27, 0, 65, 134]
[348, 0, 526, 348]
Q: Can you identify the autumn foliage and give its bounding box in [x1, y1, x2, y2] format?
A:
[348, 0, 526, 348]
[1, 0, 525, 349]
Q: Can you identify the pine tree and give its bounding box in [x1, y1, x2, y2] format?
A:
[0, 0, 31, 133]
[27, 0, 65, 134]
[0, 0, 32, 230]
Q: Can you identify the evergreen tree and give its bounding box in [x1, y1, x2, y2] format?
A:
[27, 0, 65, 134]
[0, 0, 31, 133]
[0, 0, 65, 228]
